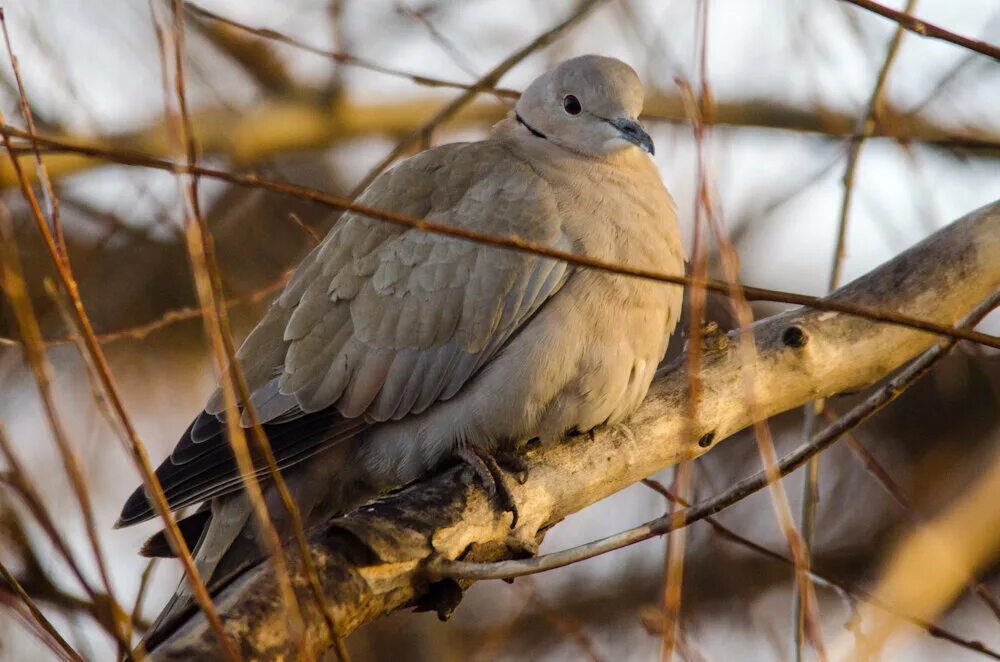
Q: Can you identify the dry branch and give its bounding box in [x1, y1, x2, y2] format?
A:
[2, 93, 999, 188]
[150, 200, 1000, 660]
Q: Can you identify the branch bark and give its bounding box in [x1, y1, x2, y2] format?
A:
[150, 201, 1000, 660]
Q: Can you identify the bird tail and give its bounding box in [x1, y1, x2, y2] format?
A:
[136, 442, 364, 653]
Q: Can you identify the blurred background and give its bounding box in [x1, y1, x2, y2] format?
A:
[1, 0, 1000, 659]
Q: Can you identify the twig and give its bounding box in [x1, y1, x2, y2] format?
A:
[348, 0, 605, 197]
[131, 558, 159, 632]
[162, 5, 350, 657]
[183, 2, 517, 99]
[660, 7, 712, 655]
[0, 125, 996, 351]
[0, 10, 66, 256]
[396, 2, 479, 79]
[835, 409, 1000, 624]
[796, 2, 917, 655]
[0, 187, 133, 653]
[0, 434, 105, 626]
[0, 44, 237, 662]
[0, 271, 289, 348]
[0, 560, 84, 662]
[156, 2, 307, 655]
[838, 0, 1000, 62]
[639, 479, 1000, 660]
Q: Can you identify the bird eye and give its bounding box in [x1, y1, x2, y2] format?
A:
[562, 95, 582, 115]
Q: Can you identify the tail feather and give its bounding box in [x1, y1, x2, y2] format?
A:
[138, 443, 363, 652]
[140, 496, 253, 650]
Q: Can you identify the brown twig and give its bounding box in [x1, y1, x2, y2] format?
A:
[660, 8, 711, 654]
[157, 2, 307, 656]
[0, 559, 83, 662]
[163, 4, 349, 657]
[639, 479, 1000, 660]
[796, 2, 917, 655]
[839, 0, 1000, 62]
[182, 2, 517, 99]
[0, 271, 289, 348]
[0, 42, 237, 662]
[0, 193, 132, 653]
[348, 0, 605, 197]
[0, 125, 996, 351]
[0, 435, 105, 624]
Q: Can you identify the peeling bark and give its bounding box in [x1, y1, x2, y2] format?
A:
[150, 200, 1000, 661]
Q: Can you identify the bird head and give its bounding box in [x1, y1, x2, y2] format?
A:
[514, 55, 654, 158]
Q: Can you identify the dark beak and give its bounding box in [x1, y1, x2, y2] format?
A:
[609, 117, 655, 155]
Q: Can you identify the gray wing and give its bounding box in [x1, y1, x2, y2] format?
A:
[119, 142, 572, 525]
[210, 141, 573, 423]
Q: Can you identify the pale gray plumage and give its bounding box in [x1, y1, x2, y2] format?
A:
[120, 54, 685, 643]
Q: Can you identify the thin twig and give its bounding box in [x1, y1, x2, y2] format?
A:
[797, 2, 917, 655]
[0, 200, 132, 652]
[157, 1, 309, 655]
[639, 479, 1000, 661]
[164, 5, 349, 657]
[0, 271, 290, 348]
[838, 0, 1000, 62]
[0, 559, 84, 662]
[660, 7, 712, 654]
[348, 0, 605, 197]
[183, 1, 517, 99]
[0, 53, 238, 662]
[834, 409, 1000, 624]
[0, 10, 66, 256]
[0, 430, 119, 640]
[0, 125, 996, 351]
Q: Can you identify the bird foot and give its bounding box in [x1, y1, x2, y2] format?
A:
[493, 449, 529, 484]
[457, 446, 523, 527]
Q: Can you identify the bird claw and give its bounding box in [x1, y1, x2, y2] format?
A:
[457, 446, 523, 527]
[493, 449, 529, 485]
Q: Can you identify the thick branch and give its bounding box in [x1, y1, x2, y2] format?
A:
[151, 201, 1000, 660]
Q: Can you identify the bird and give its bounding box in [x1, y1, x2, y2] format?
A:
[117, 54, 685, 643]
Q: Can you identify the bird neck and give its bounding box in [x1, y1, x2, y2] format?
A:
[515, 112, 548, 140]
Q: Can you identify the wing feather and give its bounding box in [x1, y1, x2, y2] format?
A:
[118, 140, 573, 527]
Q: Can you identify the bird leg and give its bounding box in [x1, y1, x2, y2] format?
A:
[457, 446, 521, 527]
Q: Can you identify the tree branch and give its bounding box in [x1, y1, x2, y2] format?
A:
[2, 92, 999, 189]
[148, 200, 1000, 660]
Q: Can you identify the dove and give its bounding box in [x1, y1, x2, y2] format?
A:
[117, 54, 685, 641]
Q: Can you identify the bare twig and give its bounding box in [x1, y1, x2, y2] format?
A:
[796, 2, 916, 655]
[0, 559, 84, 662]
[183, 2, 517, 99]
[0, 48, 237, 662]
[348, 0, 605, 197]
[0, 186, 132, 653]
[838, 0, 1000, 62]
[155, 2, 306, 655]
[0, 271, 289, 348]
[639, 479, 1000, 660]
[0, 124, 996, 350]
